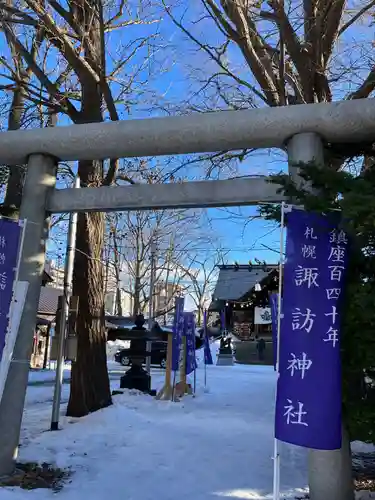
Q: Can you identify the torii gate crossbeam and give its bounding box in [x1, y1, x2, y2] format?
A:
[47, 177, 285, 213]
[0, 98, 373, 166]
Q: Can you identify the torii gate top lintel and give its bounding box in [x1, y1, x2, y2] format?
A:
[0, 98, 373, 165]
[0, 98, 372, 214]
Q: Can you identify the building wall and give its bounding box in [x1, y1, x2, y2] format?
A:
[105, 290, 133, 316]
[154, 282, 181, 319]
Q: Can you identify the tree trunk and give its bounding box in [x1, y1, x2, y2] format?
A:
[197, 307, 202, 326]
[66, 0, 112, 417]
[133, 263, 141, 316]
[66, 150, 112, 416]
[104, 242, 110, 295]
[2, 84, 26, 215]
[116, 287, 123, 316]
[4, 89, 57, 218]
[67, 195, 112, 417]
[112, 229, 123, 315]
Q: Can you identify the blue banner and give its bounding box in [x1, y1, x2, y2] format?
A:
[0, 219, 22, 362]
[171, 297, 185, 371]
[203, 310, 213, 365]
[275, 209, 348, 450]
[270, 293, 278, 371]
[221, 309, 225, 331]
[184, 312, 197, 375]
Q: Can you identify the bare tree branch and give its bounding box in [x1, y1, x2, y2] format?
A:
[162, 0, 267, 105]
[348, 66, 375, 99]
[1, 24, 81, 120]
[338, 0, 375, 36]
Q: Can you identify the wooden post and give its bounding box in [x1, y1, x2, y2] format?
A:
[174, 336, 192, 399]
[156, 334, 173, 400]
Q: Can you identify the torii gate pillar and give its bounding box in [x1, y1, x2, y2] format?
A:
[287, 133, 354, 500]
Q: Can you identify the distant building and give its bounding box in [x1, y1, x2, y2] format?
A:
[31, 264, 62, 369]
[45, 259, 64, 288]
[104, 289, 133, 316]
[210, 263, 279, 366]
[47, 259, 133, 316]
[153, 281, 182, 323]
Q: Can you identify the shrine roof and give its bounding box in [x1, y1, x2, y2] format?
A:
[212, 264, 278, 302]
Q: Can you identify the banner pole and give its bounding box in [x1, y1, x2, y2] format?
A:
[273, 201, 286, 500]
[51, 177, 79, 430]
[204, 356, 207, 389]
[181, 336, 187, 392]
[146, 240, 156, 374]
[203, 310, 208, 391]
[171, 369, 176, 399]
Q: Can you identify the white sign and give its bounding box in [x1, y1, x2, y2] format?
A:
[254, 307, 272, 325]
[0, 281, 29, 405]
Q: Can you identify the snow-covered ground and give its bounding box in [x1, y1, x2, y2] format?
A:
[3, 342, 374, 500]
[22, 365, 166, 452]
[28, 365, 71, 384]
[6, 362, 310, 500]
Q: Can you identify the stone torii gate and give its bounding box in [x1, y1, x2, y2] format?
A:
[0, 98, 374, 498]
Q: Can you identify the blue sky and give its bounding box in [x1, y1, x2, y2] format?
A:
[1, 0, 372, 271]
[101, 1, 287, 266]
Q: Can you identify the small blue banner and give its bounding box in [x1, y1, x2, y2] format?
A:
[184, 312, 197, 375]
[171, 297, 185, 371]
[203, 310, 213, 365]
[0, 218, 22, 362]
[221, 309, 225, 331]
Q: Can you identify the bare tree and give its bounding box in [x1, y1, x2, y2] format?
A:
[166, 0, 375, 105]
[0, 0, 161, 417]
[177, 249, 228, 325]
[163, 0, 375, 167]
[104, 207, 210, 317]
[0, 11, 56, 210]
[101, 161, 220, 320]
[103, 220, 124, 316]
[153, 234, 189, 324]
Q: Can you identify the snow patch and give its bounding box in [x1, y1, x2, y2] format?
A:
[352, 441, 375, 454]
[106, 339, 130, 359]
